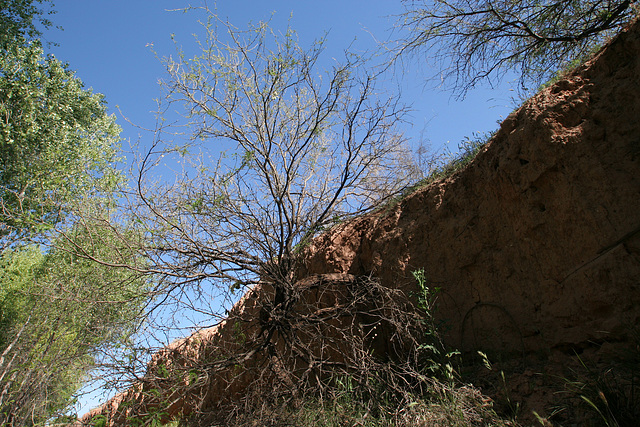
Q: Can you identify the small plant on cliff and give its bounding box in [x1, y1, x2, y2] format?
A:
[537, 42, 606, 92]
[377, 131, 494, 215]
[419, 131, 494, 185]
[413, 268, 460, 382]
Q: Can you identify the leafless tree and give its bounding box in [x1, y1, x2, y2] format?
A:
[392, 0, 639, 94]
[64, 6, 421, 414]
[123, 11, 416, 321]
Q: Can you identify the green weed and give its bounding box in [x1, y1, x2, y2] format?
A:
[413, 268, 460, 383]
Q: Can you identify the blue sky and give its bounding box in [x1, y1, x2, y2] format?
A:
[45, 1, 517, 165]
[41, 0, 518, 416]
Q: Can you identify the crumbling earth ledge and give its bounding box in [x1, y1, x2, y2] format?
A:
[300, 16, 640, 359]
[79, 17, 640, 426]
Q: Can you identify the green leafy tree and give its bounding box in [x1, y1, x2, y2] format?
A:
[393, 0, 639, 93]
[0, 41, 122, 247]
[0, 225, 149, 426]
[0, 0, 55, 47]
[0, 1, 150, 424]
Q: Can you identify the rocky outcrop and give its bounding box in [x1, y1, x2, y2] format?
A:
[80, 17, 640, 426]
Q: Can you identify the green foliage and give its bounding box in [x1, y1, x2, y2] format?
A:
[414, 268, 440, 314]
[0, 3, 144, 423]
[413, 269, 460, 383]
[0, 226, 149, 425]
[0, 40, 122, 245]
[0, 0, 55, 48]
[90, 414, 108, 427]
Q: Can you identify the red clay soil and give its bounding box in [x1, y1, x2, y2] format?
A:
[298, 17, 640, 425]
[301, 20, 640, 358]
[79, 17, 640, 427]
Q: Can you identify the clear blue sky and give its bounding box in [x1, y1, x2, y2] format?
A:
[42, 0, 517, 416]
[45, 1, 516, 165]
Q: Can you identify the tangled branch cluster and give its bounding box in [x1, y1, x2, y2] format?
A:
[394, 0, 639, 93]
[85, 274, 452, 425]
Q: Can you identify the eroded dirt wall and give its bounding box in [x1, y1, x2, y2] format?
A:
[79, 18, 640, 426]
[299, 19, 640, 357]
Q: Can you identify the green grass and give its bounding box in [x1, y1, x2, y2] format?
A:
[208, 384, 517, 427]
[376, 130, 496, 216]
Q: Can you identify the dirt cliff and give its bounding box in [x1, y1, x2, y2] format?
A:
[297, 16, 640, 423]
[79, 17, 640, 426]
[302, 22, 640, 357]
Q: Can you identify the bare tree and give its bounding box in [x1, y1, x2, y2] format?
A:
[392, 0, 639, 93]
[62, 7, 417, 411]
[63, 9, 428, 423]
[126, 11, 415, 317]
